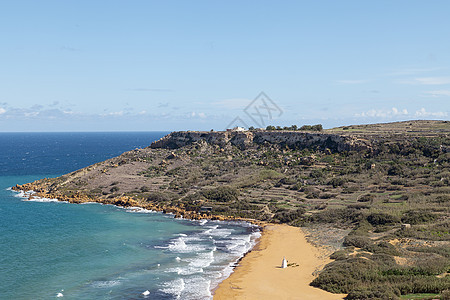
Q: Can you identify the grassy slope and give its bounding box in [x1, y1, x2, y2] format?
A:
[16, 120, 450, 299]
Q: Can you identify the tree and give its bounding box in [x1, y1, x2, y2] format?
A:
[312, 124, 323, 131]
[300, 125, 312, 131]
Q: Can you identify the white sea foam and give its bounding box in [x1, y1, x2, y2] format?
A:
[222, 234, 255, 254]
[13, 190, 33, 199]
[187, 250, 215, 269]
[168, 237, 187, 251]
[182, 276, 212, 300]
[160, 277, 213, 300]
[125, 206, 155, 214]
[26, 196, 61, 203]
[160, 278, 185, 299]
[167, 237, 206, 253]
[207, 229, 261, 293]
[156, 232, 210, 254]
[91, 280, 121, 288]
[158, 222, 260, 299]
[11, 189, 64, 203]
[166, 248, 216, 276]
[166, 266, 204, 275]
[201, 225, 233, 238]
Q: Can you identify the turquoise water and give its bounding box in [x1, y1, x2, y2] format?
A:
[0, 133, 260, 299]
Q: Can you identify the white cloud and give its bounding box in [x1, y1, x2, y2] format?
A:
[335, 79, 368, 84]
[24, 111, 40, 117]
[189, 112, 207, 118]
[0, 108, 5, 114]
[102, 111, 124, 116]
[388, 67, 445, 76]
[355, 107, 408, 118]
[423, 90, 450, 97]
[415, 77, 450, 85]
[400, 77, 450, 85]
[415, 108, 448, 117]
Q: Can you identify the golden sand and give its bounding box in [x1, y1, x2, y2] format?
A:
[213, 224, 345, 300]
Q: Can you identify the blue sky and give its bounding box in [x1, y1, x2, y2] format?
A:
[0, 1, 449, 131]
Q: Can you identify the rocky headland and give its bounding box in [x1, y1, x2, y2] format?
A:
[12, 120, 450, 299]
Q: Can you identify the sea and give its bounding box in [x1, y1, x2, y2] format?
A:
[0, 132, 260, 300]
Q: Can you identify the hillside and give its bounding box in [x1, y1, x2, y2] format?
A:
[13, 120, 450, 299]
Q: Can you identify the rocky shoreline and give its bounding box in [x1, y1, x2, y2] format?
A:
[12, 181, 266, 226]
[10, 121, 450, 299]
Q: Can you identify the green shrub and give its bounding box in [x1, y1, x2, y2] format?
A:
[345, 286, 400, 300]
[347, 204, 370, 210]
[319, 192, 336, 199]
[110, 186, 120, 193]
[328, 177, 347, 187]
[310, 169, 324, 178]
[330, 250, 348, 260]
[367, 212, 400, 226]
[140, 186, 150, 193]
[434, 195, 450, 203]
[367, 242, 400, 256]
[388, 164, 404, 176]
[343, 235, 372, 249]
[299, 124, 323, 131]
[406, 246, 450, 258]
[342, 186, 359, 194]
[310, 257, 378, 293]
[279, 177, 297, 185]
[349, 219, 373, 236]
[312, 208, 362, 224]
[290, 182, 304, 190]
[312, 255, 450, 297]
[415, 255, 450, 275]
[398, 222, 450, 241]
[201, 186, 239, 202]
[402, 210, 436, 225]
[370, 254, 397, 267]
[273, 208, 306, 223]
[146, 191, 173, 203]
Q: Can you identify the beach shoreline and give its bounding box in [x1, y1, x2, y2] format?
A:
[12, 188, 343, 299]
[213, 224, 346, 300]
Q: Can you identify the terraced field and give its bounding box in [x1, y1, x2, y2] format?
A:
[14, 120, 450, 299]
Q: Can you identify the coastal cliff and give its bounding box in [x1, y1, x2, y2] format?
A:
[150, 130, 371, 152]
[11, 120, 450, 299]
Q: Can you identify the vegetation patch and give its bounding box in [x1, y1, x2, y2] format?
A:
[201, 186, 240, 202]
[14, 120, 450, 298]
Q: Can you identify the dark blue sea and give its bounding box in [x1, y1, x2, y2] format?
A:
[0, 132, 260, 299]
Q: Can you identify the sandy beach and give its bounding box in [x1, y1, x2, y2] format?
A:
[214, 224, 345, 300]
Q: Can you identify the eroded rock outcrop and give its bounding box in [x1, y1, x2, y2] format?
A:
[150, 130, 371, 152]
